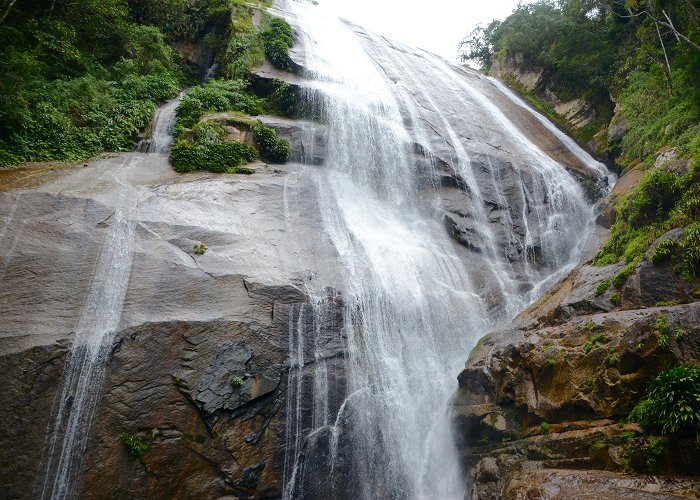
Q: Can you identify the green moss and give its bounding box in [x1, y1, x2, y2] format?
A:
[610, 293, 619, 306]
[193, 243, 207, 255]
[540, 421, 551, 433]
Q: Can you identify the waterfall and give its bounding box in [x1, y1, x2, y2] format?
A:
[36, 96, 180, 499]
[278, 1, 606, 498]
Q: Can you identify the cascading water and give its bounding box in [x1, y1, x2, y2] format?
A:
[277, 1, 607, 498]
[36, 97, 180, 499]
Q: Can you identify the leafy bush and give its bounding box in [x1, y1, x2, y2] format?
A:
[176, 79, 264, 128]
[629, 364, 700, 440]
[170, 140, 258, 173]
[253, 122, 290, 163]
[261, 17, 294, 70]
[192, 122, 226, 144]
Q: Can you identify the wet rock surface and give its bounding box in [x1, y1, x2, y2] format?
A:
[0, 155, 346, 499]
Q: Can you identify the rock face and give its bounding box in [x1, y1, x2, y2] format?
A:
[0, 156, 345, 499]
[452, 227, 700, 498]
[489, 54, 612, 158]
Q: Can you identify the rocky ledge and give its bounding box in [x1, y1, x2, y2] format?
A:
[453, 225, 700, 498]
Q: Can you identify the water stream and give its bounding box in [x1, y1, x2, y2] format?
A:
[36, 97, 180, 500]
[278, 1, 606, 498]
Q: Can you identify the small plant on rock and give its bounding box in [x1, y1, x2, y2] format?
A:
[193, 243, 207, 255]
[540, 421, 551, 433]
[594, 280, 610, 297]
[606, 348, 619, 366]
[583, 334, 606, 354]
[610, 293, 619, 306]
[654, 314, 671, 348]
[230, 376, 244, 388]
[629, 364, 700, 440]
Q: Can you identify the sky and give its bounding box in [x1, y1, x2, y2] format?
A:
[317, 0, 528, 62]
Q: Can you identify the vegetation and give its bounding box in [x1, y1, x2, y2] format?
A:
[120, 428, 161, 459]
[629, 364, 700, 440]
[261, 17, 294, 70]
[460, 0, 700, 166]
[0, 0, 296, 169]
[540, 421, 551, 433]
[583, 333, 606, 354]
[253, 122, 291, 162]
[231, 375, 244, 388]
[171, 140, 258, 173]
[462, 1, 700, 275]
[175, 79, 265, 129]
[653, 314, 671, 348]
[594, 280, 610, 297]
[593, 166, 700, 268]
[0, 0, 197, 166]
[193, 243, 207, 255]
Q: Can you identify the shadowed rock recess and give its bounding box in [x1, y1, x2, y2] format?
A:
[5, 0, 681, 498]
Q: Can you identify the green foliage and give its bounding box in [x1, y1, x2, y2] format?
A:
[651, 238, 680, 264]
[219, 1, 265, 80]
[654, 314, 671, 348]
[675, 328, 684, 341]
[606, 348, 619, 366]
[583, 333, 606, 354]
[629, 364, 700, 440]
[119, 429, 160, 459]
[540, 421, 551, 433]
[546, 358, 557, 367]
[618, 432, 665, 473]
[612, 260, 637, 288]
[170, 140, 258, 173]
[594, 280, 610, 297]
[230, 376, 244, 388]
[193, 243, 207, 255]
[253, 122, 290, 163]
[176, 79, 264, 128]
[261, 17, 294, 70]
[586, 321, 602, 334]
[583, 376, 594, 392]
[126, 0, 231, 42]
[0, 0, 183, 166]
[192, 122, 226, 144]
[654, 299, 678, 307]
[610, 293, 619, 306]
[267, 79, 298, 117]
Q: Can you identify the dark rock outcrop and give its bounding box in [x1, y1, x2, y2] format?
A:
[453, 236, 700, 498]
